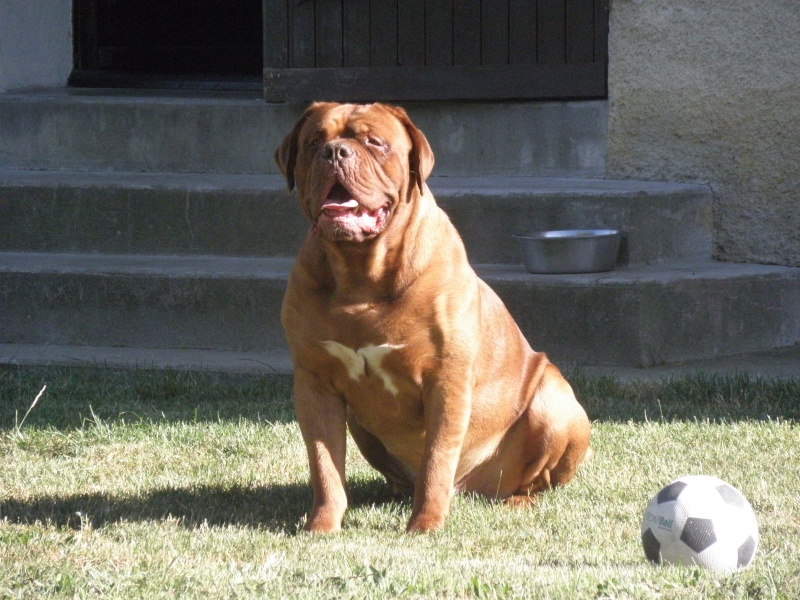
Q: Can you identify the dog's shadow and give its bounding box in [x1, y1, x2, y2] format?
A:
[0, 478, 401, 534]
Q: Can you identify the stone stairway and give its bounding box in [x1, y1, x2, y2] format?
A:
[1, 89, 798, 373]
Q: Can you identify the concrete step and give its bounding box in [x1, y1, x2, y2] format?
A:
[0, 89, 607, 178]
[0, 253, 291, 355]
[481, 262, 800, 367]
[2, 252, 798, 368]
[0, 170, 712, 266]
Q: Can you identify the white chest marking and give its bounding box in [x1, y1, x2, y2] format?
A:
[321, 341, 404, 396]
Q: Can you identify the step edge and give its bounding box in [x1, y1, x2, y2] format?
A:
[0, 343, 293, 375]
[0, 168, 711, 196]
[2, 251, 797, 282]
[0, 251, 294, 279]
[2, 341, 798, 380]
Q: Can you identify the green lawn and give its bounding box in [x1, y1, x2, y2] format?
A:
[1, 366, 798, 599]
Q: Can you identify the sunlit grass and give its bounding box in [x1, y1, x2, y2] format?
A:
[1, 365, 798, 598]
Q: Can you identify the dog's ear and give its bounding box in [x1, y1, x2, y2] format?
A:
[383, 105, 434, 194]
[275, 102, 330, 192]
[274, 111, 308, 192]
[275, 126, 300, 192]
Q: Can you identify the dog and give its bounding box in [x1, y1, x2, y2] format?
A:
[276, 102, 591, 533]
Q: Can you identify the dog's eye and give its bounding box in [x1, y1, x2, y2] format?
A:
[305, 137, 323, 150]
[365, 136, 387, 151]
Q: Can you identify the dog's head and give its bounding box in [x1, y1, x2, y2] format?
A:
[275, 102, 434, 243]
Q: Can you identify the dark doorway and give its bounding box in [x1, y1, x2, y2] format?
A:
[71, 0, 608, 101]
[71, 0, 263, 90]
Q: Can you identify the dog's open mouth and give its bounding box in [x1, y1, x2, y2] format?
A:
[314, 183, 390, 240]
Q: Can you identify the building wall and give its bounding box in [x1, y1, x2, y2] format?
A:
[607, 0, 800, 266]
[0, 1, 72, 92]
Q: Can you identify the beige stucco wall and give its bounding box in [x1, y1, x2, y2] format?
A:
[0, 1, 72, 92]
[607, 0, 800, 266]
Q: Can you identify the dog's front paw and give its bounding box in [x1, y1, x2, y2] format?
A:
[406, 512, 445, 533]
[304, 509, 344, 534]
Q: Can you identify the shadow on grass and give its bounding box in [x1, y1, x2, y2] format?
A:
[2, 366, 798, 432]
[0, 478, 399, 534]
[569, 371, 800, 423]
[0, 365, 296, 430]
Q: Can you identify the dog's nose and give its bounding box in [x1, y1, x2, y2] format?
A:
[320, 141, 354, 162]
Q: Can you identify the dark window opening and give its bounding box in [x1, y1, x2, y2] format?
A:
[71, 0, 263, 90]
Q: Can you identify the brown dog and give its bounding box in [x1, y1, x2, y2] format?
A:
[276, 102, 591, 533]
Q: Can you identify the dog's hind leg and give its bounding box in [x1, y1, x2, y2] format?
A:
[500, 363, 591, 505]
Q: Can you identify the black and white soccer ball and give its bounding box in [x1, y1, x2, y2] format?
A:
[641, 475, 759, 574]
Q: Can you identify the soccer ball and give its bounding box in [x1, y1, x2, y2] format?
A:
[641, 475, 759, 573]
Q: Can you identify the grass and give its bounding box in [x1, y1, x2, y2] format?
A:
[0, 365, 798, 599]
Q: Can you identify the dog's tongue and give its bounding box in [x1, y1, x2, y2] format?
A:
[315, 183, 388, 238]
[322, 198, 359, 213]
[322, 183, 360, 213]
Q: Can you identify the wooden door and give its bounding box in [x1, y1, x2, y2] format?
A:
[263, 0, 608, 102]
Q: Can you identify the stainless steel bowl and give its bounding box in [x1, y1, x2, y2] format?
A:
[514, 229, 622, 274]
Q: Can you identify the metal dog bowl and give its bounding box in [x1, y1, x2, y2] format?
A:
[514, 229, 622, 274]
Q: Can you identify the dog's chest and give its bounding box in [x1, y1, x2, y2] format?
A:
[321, 341, 405, 395]
[318, 338, 423, 431]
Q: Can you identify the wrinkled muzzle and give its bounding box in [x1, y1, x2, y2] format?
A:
[305, 140, 395, 242]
